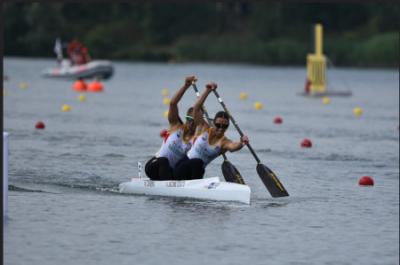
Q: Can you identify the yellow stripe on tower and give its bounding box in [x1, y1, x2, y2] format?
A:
[315, 23, 323, 56]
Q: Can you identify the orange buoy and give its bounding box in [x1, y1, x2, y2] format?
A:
[73, 80, 87, 92]
[87, 80, 103, 92]
[301, 138, 312, 148]
[359, 176, 374, 186]
[273, 116, 283, 124]
[35, 121, 45, 129]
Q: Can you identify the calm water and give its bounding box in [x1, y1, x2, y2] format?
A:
[3, 57, 399, 265]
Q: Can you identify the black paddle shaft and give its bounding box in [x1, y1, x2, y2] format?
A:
[212, 90, 261, 163]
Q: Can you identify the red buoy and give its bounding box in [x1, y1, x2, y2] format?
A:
[160, 129, 169, 141]
[35, 121, 45, 129]
[159, 129, 168, 138]
[73, 80, 87, 92]
[87, 80, 103, 92]
[273, 116, 283, 124]
[301, 138, 312, 148]
[359, 176, 374, 186]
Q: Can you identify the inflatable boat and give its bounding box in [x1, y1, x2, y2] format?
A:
[42, 59, 114, 80]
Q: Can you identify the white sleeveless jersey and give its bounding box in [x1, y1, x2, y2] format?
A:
[187, 130, 222, 167]
[156, 128, 192, 168]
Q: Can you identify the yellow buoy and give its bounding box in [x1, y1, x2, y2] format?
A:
[78, 94, 86, 102]
[322, 96, 331, 105]
[161, 88, 169, 97]
[62, 104, 71, 112]
[239, 92, 248, 100]
[19, 82, 28, 89]
[254, 102, 263, 110]
[353, 107, 363, 117]
[163, 97, 171, 105]
[163, 110, 169, 118]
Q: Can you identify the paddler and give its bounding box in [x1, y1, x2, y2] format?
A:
[174, 82, 249, 180]
[144, 76, 199, 180]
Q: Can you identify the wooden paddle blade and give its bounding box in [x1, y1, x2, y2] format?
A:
[256, 164, 289, 197]
[222, 161, 246, 185]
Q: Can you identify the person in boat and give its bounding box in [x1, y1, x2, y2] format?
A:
[304, 79, 311, 94]
[174, 83, 249, 180]
[67, 39, 91, 66]
[144, 76, 199, 181]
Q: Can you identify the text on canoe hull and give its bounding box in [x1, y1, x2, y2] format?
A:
[143, 180, 185, 188]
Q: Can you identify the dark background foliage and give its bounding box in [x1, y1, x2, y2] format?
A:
[4, 2, 399, 67]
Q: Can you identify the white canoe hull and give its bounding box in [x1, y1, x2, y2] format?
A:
[42, 60, 114, 80]
[119, 177, 251, 204]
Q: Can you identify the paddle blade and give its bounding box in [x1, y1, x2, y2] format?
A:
[222, 161, 246, 185]
[256, 164, 289, 197]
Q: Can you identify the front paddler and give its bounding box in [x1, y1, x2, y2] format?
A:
[174, 82, 249, 180]
[144, 76, 198, 180]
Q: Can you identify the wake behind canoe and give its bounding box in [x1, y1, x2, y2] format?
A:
[119, 177, 251, 204]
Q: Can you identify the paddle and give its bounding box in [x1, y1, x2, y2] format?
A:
[191, 83, 246, 185]
[212, 89, 289, 197]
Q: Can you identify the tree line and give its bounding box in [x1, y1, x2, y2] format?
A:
[4, 2, 399, 67]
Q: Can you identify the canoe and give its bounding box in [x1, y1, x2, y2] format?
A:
[42, 60, 114, 80]
[119, 176, 251, 204]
